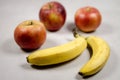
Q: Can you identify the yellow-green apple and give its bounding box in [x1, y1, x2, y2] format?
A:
[75, 6, 102, 32]
[39, 1, 66, 31]
[14, 20, 46, 51]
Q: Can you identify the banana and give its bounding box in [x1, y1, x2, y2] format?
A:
[26, 35, 87, 66]
[79, 36, 110, 77]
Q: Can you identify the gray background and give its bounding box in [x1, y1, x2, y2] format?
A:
[0, 0, 120, 80]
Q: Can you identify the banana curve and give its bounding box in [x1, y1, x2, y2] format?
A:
[79, 36, 110, 77]
[27, 36, 87, 66]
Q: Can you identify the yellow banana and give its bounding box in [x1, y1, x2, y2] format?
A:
[79, 36, 110, 77]
[27, 35, 87, 66]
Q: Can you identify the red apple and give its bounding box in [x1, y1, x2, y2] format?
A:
[39, 1, 66, 31]
[75, 6, 102, 32]
[14, 20, 46, 51]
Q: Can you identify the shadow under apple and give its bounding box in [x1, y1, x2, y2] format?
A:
[65, 21, 76, 32]
[0, 38, 23, 55]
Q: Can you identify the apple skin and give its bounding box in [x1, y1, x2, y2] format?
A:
[14, 20, 46, 51]
[39, 1, 66, 31]
[75, 6, 102, 32]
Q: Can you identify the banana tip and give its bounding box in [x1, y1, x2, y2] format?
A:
[78, 72, 87, 78]
[78, 72, 84, 76]
[78, 72, 96, 78]
[26, 57, 29, 63]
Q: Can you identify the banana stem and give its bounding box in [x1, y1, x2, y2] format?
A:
[72, 28, 80, 38]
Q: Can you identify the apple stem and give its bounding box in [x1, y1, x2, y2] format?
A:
[49, 4, 52, 9]
[29, 21, 33, 25]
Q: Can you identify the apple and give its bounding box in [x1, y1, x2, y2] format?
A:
[75, 6, 102, 32]
[14, 20, 46, 51]
[39, 1, 66, 31]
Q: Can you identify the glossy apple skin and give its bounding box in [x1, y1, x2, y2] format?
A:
[75, 6, 102, 32]
[39, 1, 66, 31]
[14, 20, 46, 51]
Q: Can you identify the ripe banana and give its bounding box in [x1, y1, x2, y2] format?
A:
[79, 36, 110, 77]
[27, 35, 87, 66]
